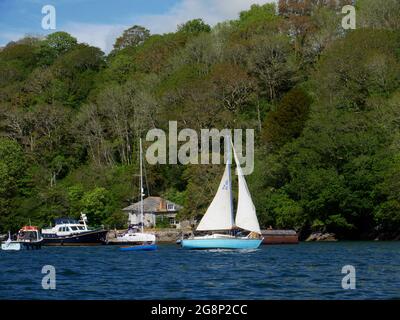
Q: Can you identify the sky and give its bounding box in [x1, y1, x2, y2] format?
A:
[0, 0, 275, 53]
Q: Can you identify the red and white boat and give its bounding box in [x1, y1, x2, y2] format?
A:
[1, 226, 43, 251]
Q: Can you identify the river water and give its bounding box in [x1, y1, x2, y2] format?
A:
[0, 242, 399, 299]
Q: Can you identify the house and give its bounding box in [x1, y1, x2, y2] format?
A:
[122, 196, 183, 229]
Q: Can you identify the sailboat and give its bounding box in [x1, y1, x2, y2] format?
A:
[120, 138, 157, 252]
[181, 137, 263, 250]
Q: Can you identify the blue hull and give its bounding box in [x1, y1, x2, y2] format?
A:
[181, 238, 262, 250]
[120, 244, 157, 251]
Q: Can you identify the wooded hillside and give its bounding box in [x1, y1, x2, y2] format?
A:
[1, 0, 399, 239]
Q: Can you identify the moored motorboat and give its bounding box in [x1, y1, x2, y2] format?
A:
[181, 137, 263, 250]
[1, 226, 43, 251]
[41, 213, 107, 246]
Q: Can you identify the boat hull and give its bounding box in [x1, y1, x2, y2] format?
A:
[1, 241, 42, 250]
[108, 232, 156, 245]
[120, 244, 157, 251]
[181, 238, 262, 250]
[42, 229, 108, 246]
[108, 241, 155, 245]
[1, 242, 21, 251]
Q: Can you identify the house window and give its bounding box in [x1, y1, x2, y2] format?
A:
[167, 204, 175, 211]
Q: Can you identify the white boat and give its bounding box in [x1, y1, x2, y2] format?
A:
[1, 232, 21, 251]
[113, 226, 156, 245]
[119, 138, 156, 250]
[41, 213, 108, 246]
[181, 137, 263, 250]
[1, 227, 43, 251]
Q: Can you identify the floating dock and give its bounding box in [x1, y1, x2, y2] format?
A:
[261, 230, 299, 245]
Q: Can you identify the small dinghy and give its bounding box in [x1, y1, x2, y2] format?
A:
[120, 243, 157, 251]
[1, 227, 43, 251]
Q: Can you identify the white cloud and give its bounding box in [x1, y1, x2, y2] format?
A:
[64, 0, 276, 53]
[64, 22, 127, 53]
[0, 31, 25, 47]
[136, 0, 276, 34]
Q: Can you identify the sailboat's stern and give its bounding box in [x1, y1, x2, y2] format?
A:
[181, 238, 262, 250]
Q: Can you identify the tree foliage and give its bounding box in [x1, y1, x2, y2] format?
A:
[0, 1, 399, 239]
[178, 19, 211, 35]
[113, 25, 151, 51]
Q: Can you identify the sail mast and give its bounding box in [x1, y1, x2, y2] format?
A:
[140, 138, 144, 233]
[226, 135, 234, 231]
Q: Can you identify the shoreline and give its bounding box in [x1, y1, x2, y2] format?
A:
[105, 229, 400, 244]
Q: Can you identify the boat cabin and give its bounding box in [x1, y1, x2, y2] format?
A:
[17, 226, 42, 242]
[41, 215, 90, 237]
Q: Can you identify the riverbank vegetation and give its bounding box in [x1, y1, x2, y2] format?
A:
[1, 0, 399, 239]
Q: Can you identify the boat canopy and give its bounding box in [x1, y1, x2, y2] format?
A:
[54, 218, 79, 225]
[20, 226, 39, 231]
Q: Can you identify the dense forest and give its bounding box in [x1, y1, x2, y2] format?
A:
[0, 0, 399, 239]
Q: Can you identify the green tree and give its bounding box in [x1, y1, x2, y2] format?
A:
[67, 185, 84, 215]
[113, 25, 150, 50]
[264, 191, 304, 229]
[178, 19, 211, 35]
[262, 87, 312, 149]
[81, 187, 114, 225]
[0, 138, 26, 231]
[248, 34, 297, 101]
[0, 138, 26, 198]
[44, 32, 78, 55]
[357, 0, 400, 30]
[38, 32, 78, 65]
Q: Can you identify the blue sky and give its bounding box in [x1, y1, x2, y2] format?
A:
[0, 0, 273, 53]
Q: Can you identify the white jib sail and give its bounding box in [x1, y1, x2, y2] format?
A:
[232, 143, 261, 234]
[196, 162, 234, 231]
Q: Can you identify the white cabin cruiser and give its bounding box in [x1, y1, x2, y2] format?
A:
[41, 213, 108, 246]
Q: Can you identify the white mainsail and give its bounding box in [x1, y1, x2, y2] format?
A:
[196, 161, 234, 231]
[232, 143, 261, 234]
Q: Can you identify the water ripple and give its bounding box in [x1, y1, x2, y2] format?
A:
[0, 242, 399, 299]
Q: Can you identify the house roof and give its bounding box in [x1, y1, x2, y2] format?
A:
[122, 196, 182, 213]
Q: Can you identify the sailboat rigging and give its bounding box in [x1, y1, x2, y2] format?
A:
[181, 137, 263, 250]
[119, 138, 157, 251]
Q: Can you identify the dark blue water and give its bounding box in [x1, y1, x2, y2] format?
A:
[0, 242, 399, 300]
